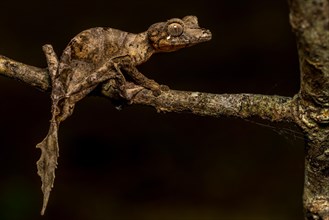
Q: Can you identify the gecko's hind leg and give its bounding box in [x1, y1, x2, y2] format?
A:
[66, 60, 128, 99]
[43, 44, 59, 82]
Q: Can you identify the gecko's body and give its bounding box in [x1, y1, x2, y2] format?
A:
[37, 16, 211, 215]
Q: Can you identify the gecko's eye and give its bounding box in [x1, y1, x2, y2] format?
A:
[167, 23, 183, 37]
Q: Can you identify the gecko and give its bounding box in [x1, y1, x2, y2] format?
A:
[37, 15, 212, 215]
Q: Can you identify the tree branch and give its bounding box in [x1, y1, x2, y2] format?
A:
[129, 89, 295, 122]
[289, 0, 329, 106]
[0, 53, 295, 123]
[289, 0, 329, 219]
[0, 55, 50, 91]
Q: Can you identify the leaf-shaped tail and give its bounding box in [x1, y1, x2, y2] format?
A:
[36, 122, 59, 215]
[37, 44, 60, 215]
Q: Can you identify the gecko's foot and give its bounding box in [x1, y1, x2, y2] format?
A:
[151, 84, 169, 96]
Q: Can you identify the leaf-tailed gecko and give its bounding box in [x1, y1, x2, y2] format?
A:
[37, 15, 212, 215]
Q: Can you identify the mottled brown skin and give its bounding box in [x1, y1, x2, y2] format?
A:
[58, 15, 211, 121]
[36, 15, 212, 215]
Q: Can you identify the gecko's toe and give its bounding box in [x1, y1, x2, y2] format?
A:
[151, 88, 162, 96]
[160, 84, 170, 91]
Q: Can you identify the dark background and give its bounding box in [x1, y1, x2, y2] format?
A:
[0, 0, 305, 219]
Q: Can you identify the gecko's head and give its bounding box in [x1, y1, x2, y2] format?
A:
[147, 16, 212, 52]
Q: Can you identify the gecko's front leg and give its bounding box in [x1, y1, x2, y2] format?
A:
[120, 57, 169, 96]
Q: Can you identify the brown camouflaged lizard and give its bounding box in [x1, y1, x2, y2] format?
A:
[37, 15, 212, 215]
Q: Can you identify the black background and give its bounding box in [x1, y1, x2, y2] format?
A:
[0, 0, 305, 219]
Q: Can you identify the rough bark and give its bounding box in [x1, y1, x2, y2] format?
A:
[128, 89, 296, 122]
[0, 55, 50, 91]
[289, 0, 329, 219]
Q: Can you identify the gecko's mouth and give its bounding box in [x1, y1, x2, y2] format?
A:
[199, 29, 212, 42]
[155, 28, 212, 52]
[185, 28, 212, 45]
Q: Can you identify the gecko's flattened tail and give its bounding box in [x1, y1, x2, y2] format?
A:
[36, 122, 59, 215]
